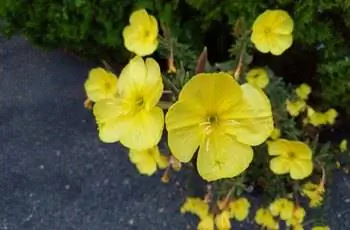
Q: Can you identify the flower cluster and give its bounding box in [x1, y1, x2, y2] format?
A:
[81, 8, 343, 230]
[180, 197, 250, 230]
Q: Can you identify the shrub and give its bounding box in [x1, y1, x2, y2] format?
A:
[82, 8, 350, 230]
[0, 0, 202, 63]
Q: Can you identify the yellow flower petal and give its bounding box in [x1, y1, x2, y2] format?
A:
[295, 83, 311, 100]
[325, 108, 337, 125]
[270, 10, 294, 34]
[129, 149, 157, 175]
[197, 131, 253, 181]
[215, 211, 231, 230]
[143, 58, 163, 109]
[286, 99, 306, 117]
[267, 139, 289, 156]
[340, 139, 348, 152]
[269, 34, 293, 55]
[118, 56, 147, 97]
[290, 159, 313, 180]
[84, 68, 118, 102]
[93, 99, 127, 143]
[166, 101, 205, 162]
[198, 216, 215, 230]
[180, 197, 210, 220]
[270, 128, 281, 140]
[229, 197, 250, 221]
[270, 156, 291, 174]
[223, 83, 273, 146]
[120, 107, 164, 150]
[179, 73, 243, 114]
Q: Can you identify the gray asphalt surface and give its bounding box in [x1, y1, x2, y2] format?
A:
[0, 36, 349, 230]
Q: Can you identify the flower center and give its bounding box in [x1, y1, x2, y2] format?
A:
[208, 115, 218, 125]
[287, 151, 296, 160]
[264, 27, 272, 35]
[104, 82, 111, 90]
[136, 97, 144, 107]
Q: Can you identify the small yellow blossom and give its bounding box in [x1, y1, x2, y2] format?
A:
[268, 139, 313, 180]
[180, 197, 210, 220]
[312, 226, 330, 230]
[246, 68, 270, 89]
[93, 56, 164, 149]
[166, 73, 273, 181]
[129, 146, 168, 175]
[325, 108, 337, 125]
[123, 9, 158, 56]
[295, 83, 311, 100]
[336, 161, 341, 168]
[286, 206, 305, 227]
[269, 198, 294, 220]
[228, 197, 250, 221]
[340, 139, 347, 153]
[215, 211, 231, 230]
[255, 208, 279, 229]
[84, 68, 118, 102]
[270, 128, 281, 140]
[251, 9, 294, 55]
[286, 99, 306, 117]
[301, 182, 324, 208]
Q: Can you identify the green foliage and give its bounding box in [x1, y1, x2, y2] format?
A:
[0, 0, 202, 63]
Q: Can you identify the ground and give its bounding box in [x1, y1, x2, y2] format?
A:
[0, 36, 349, 230]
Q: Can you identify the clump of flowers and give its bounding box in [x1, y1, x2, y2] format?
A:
[81, 8, 348, 229]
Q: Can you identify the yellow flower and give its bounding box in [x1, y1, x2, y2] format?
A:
[295, 83, 311, 100]
[286, 206, 305, 227]
[228, 197, 250, 221]
[123, 9, 158, 56]
[129, 146, 168, 175]
[180, 197, 210, 220]
[255, 208, 279, 229]
[312, 226, 330, 230]
[301, 182, 324, 208]
[198, 216, 215, 230]
[268, 139, 313, 180]
[340, 139, 348, 152]
[269, 198, 294, 220]
[165, 73, 273, 181]
[84, 68, 118, 102]
[93, 56, 164, 149]
[251, 10, 294, 55]
[286, 99, 306, 117]
[215, 211, 231, 230]
[325, 108, 337, 125]
[270, 128, 281, 140]
[246, 68, 270, 89]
